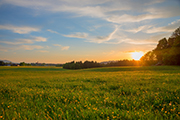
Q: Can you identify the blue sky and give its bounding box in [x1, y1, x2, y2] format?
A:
[0, 0, 180, 63]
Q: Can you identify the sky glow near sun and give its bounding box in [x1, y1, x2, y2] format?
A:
[0, 0, 180, 63]
[131, 51, 144, 60]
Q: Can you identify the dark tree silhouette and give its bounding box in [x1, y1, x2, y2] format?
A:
[140, 26, 180, 66]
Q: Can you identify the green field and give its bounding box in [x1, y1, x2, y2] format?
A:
[0, 66, 180, 120]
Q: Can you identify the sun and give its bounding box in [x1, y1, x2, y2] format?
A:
[131, 51, 144, 60]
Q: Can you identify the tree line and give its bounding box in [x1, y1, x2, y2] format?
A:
[140, 26, 180, 66]
[63, 60, 140, 69]
[63, 61, 102, 69]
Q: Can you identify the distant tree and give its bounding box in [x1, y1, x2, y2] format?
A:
[0, 61, 5, 66]
[20, 62, 26, 66]
[63, 60, 102, 69]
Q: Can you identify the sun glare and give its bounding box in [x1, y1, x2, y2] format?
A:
[131, 51, 144, 60]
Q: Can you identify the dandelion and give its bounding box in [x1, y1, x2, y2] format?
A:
[0, 116, 3, 118]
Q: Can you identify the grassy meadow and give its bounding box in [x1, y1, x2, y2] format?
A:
[0, 66, 180, 119]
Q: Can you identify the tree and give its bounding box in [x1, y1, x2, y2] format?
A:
[171, 26, 180, 38]
[154, 38, 168, 63]
[0, 61, 5, 66]
[20, 62, 26, 66]
[140, 51, 157, 66]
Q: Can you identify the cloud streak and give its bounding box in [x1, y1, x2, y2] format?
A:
[1, 0, 179, 24]
[0, 37, 47, 45]
[47, 29, 59, 34]
[0, 25, 40, 34]
[53, 44, 70, 50]
[87, 26, 119, 43]
[145, 19, 180, 33]
[63, 32, 88, 38]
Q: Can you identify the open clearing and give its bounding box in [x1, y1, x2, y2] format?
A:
[0, 66, 180, 119]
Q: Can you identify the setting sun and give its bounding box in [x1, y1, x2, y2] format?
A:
[131, 51, 144, 60]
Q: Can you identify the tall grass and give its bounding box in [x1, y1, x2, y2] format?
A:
[0, 66, 180, 119]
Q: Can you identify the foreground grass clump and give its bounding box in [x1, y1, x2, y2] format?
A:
[0, 66, 180, 119]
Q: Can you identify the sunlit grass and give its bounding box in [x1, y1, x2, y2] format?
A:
[0, 66, 180, 119]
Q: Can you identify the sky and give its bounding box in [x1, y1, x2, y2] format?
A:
[0, 0, 180, 63]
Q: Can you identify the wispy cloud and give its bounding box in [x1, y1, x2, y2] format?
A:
[0, 39, 33, 45]
[125, 25, 152, 33]
[145, 19, 180, 33]
[0, 36, 47, 45]
[47, 29, 59, 34]
[63, 32, 88, 38]
[0, 25, 40, 34]
[53, 44, 70, 50]
[34, 37, 47, 42]
[0, 44, 44, 51]
[2, 0, 178, 24]
[87, 26, 118, 43]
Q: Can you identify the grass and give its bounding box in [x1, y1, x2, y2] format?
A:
[0, 66, 180, 119]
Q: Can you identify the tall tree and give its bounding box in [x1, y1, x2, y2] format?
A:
[154, 38, 168, 63]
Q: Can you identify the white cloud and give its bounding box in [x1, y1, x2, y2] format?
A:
[33, 37, 47, 42]
[63, 32, 88, 38]
[0, 25, 40, 34]
[47, 29, 59, 34]
[53, 44, 70, 50]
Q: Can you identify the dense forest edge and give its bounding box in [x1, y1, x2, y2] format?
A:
[0, 26, 180, 69]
